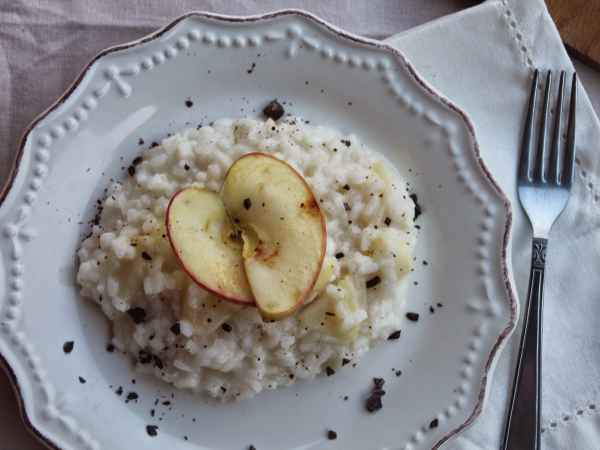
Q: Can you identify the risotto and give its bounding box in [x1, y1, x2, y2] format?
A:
[76, 116, 417, 400]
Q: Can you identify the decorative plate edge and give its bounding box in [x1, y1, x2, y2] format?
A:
[0, 9, 519, 450]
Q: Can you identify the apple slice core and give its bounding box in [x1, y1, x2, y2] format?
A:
[222, 153, 327, 319]
[166, 187, 254, 304]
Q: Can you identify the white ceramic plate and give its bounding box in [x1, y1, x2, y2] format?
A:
[0, 10, 517, 450]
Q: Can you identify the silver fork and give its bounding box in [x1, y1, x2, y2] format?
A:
[502, 69, 577, 450]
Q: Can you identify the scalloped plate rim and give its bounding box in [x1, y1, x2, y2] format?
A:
[0, 9, 518, 450]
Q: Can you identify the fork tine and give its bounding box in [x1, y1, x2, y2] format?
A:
[519, 69, 539, 182]
[535, 71, 552, 182]
[562, 73, 577, 186]
[549, 71, 566, 184]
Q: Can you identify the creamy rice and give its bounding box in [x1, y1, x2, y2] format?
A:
[76, 117, 417, 400]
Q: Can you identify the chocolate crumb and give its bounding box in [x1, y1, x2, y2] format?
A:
[366, 394, 383, 413]
[327, 430, 338, 440]
[263, 99, 285, 121]
[221, 323, 232, 332]
[437, 302, 443, 308]
[126, 392, 138, 402]
[170, 323, 181, 335]
[78, 376, 86, 384]
[365, 377, 386, 413]
[422, 260, 429, 266]
[343, 202, 351, 212]
[366, 276, 381, 289]
[153, 355, 164, 369]
[127, 165, 135, 176]
[340, 139, 351, 147]
[115, 386, 123, 396]
[248, 446, 257, 450]
[141, 251, 152, 261]
[326, 366, 335, 376]
[335, 252, 345, 259]
[384, 217, 392, 226]
[243, 198, 252, 210]
[395, 370, 402, 377]
[406, 312, 420, 322]
[146, 425, 158, 437]
[132, 156, 143, 166]
[127, 307, 147, 324]
[185, 99, 193, 108]
[184, 163, 190, 171]
[150, 409, 155, 417]
[138, 138, 144, 145]
[162, 401, 171, 406]
[138, 350, 152, 364]
[429, 306, 435, 314]
[63, 341, 74, 354]
[409, 193, 422, 220]
[343, 184, 351, 191]
[343, 395, 349, 401]
[429, 418, 439, 429]
[150, 141, 159, 148]
[106, 343, 115, 353]
[387, 330, 401, 340]
[342, 358, 351, 366]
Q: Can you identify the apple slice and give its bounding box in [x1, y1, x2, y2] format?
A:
[222, 153, 327, 320]
[166, 186, 254, 304]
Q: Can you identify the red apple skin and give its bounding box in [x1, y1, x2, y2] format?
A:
[222, 152, 327, 316]
[165, 187, 256, 306]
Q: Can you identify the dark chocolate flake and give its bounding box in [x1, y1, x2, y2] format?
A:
[243, 198, 252, 210]
[127, 165, 136, 176]
[63, 341, 74, 354]
[406, 312, 420, 322]
[138, 350, 153, 364]
[185, 99, 193, 108]
[366, 276, 381, 289]
[146, 425, 159, 437]
[115, 386, 123, 396]
[126, 392, 139, 402]
[141, 251, 152, 261]
[263, 99, 285, 121]
[327, 430, 338, 440]
[343, 202, 351, 212]
[387, 330, 402, 341]
[384, 217, 392, 226]
[409, 193, 422, 220]
[78, 376, 86, 384]
[127, 307, 147, 324]
[170, 322, 181, 335]
[342, 358, 351, 366]
[335, 252, 345, 259]
[343, 184, 351, 191]
[132, 156, 143, 166]
[429, 418, 439, 429]
[221, 323, 232, 332]
[106, 343, 115, 353]
[153, 355, 164, 369]
[325, 366, 335, 376]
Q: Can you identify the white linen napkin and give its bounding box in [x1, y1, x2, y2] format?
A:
[386, 0, 600, 448]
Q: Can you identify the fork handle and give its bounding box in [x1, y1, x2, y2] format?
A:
[502, 237, 547, 450]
